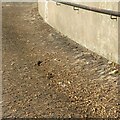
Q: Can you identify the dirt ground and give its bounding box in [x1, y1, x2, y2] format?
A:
[2, 3, 120, 118]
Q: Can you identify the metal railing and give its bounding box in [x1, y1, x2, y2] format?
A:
[52, 0, 120, 17]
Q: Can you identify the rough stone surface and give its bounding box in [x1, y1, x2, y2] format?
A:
[2, 3, 120, 118]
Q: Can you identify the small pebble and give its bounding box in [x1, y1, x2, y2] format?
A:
[37, 60, 43, 66]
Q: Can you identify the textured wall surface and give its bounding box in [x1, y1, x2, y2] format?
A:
[38, 1, 119, 64]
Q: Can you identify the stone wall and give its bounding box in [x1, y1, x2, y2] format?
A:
[38, 1, 119, 64]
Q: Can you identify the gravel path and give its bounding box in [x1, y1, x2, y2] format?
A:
[2, 3, 119, 118]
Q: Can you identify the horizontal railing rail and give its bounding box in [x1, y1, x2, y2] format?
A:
[52, 0, 120, 17]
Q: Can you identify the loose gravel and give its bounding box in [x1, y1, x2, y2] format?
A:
[2, 3, 120, 118]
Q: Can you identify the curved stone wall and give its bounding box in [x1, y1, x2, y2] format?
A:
[38, 1, 120, 64]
